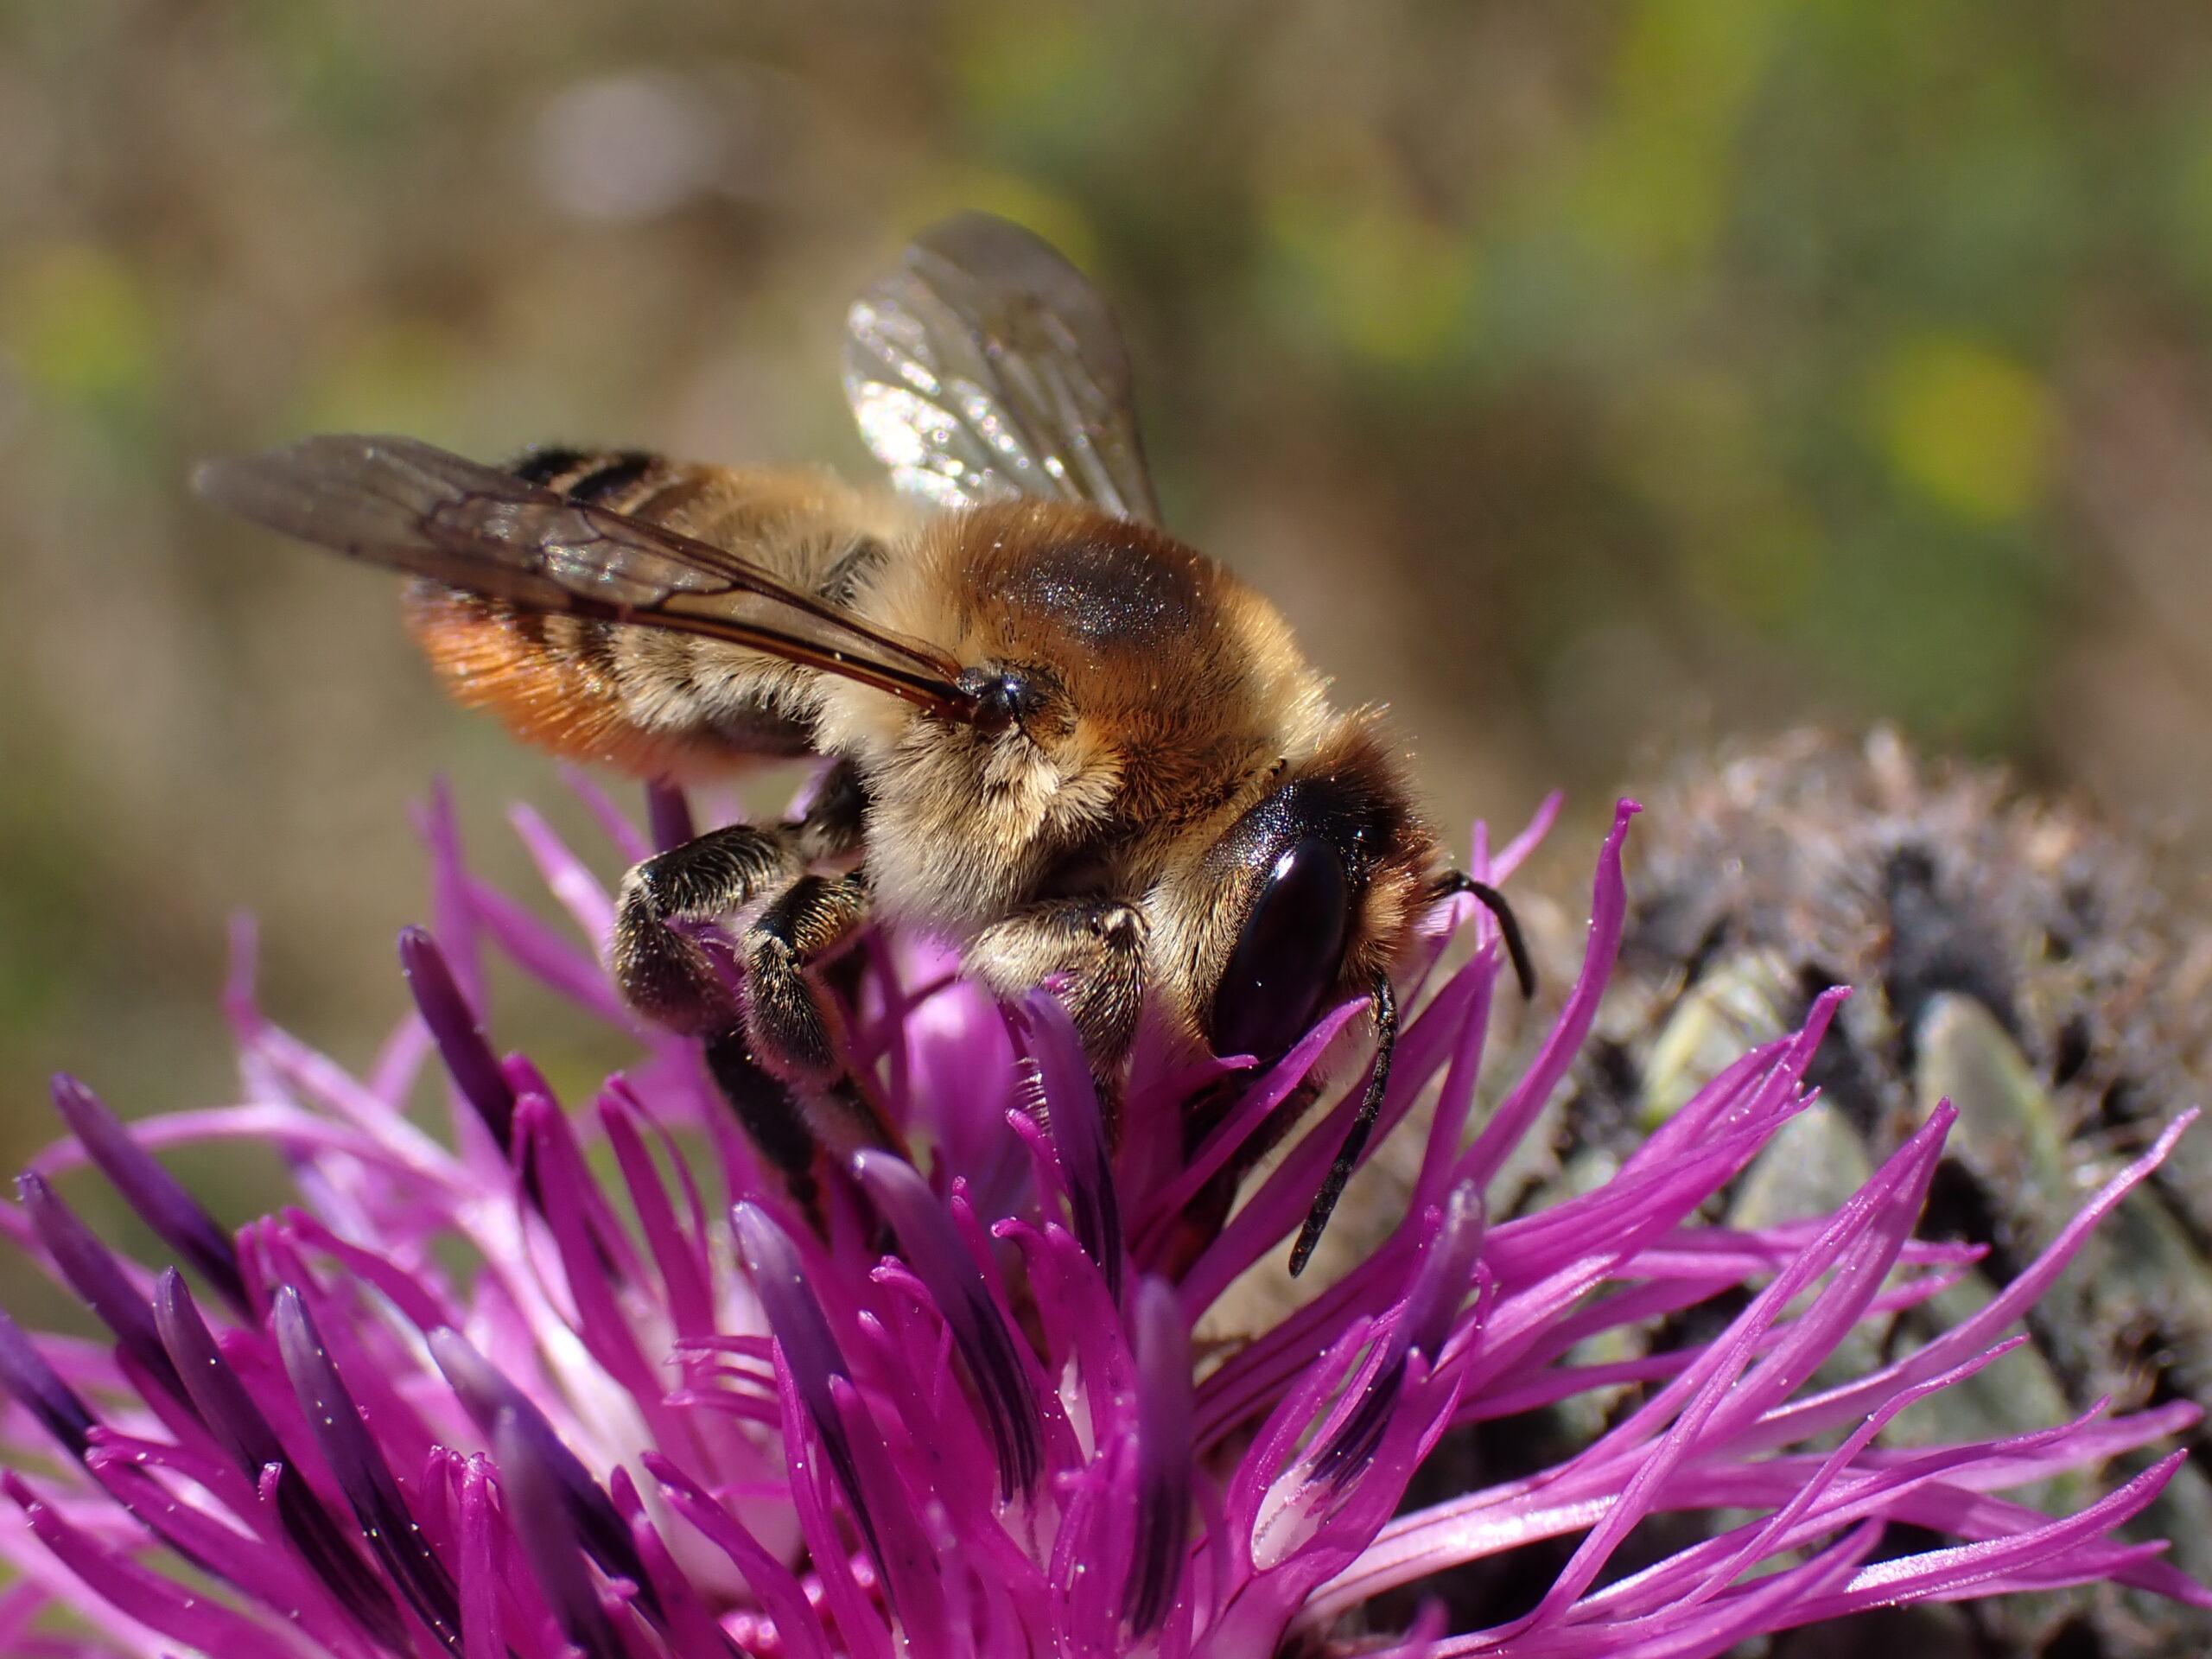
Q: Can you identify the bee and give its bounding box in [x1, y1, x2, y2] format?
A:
[194, 213, 1530, 1273]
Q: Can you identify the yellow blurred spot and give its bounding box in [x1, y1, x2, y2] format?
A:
[3, 243, 159, 405]
[1577, 0, 1777, 272]
[302, 321, 462, 437]
[1268, 198, 1474, 366]
[1872, 336, 2053, 523]
[1259, 122, 1474, 366]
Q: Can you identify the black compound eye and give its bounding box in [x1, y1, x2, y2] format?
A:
[960, 666, 1049, 736]
[1207, 836, 1352, 1065]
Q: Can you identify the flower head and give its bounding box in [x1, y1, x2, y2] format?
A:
[2, 781, 2205, 1658]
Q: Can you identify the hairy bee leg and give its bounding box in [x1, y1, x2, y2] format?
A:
[703, 1033, 826, 1229]
[968, 899, 1148, 1067]
[738, 870, 912, 1160]
[741, 872, 870, 1080]
[791, 757, 868, 862]
[968, 899, 1149, 1120]
[613, 824, 799, 1033]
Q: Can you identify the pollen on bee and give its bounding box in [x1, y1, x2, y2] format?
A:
[403, 585, 692, 779]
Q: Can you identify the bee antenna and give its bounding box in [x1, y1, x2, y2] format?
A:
[1288, 976, 1398, 1277]
[1433, 872, 1536, 1001]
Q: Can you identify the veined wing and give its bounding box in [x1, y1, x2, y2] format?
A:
[844, 213, 1162, 525]
[194, 434, 978, 717]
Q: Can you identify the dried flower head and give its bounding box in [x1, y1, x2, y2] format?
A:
[1564, 727, 2212, 1655]
[0, 779, 2204, 1659]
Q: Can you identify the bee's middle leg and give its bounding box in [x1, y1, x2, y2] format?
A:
[738, 870, 873, 1089]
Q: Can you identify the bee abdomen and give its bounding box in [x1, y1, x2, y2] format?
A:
[505, 446, 668, 512]
[400, 448, 884, 778]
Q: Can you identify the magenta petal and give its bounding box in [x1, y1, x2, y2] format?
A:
[5, 781, 2204, 1659]
[16, 1173, 188, 1414]
[397, 925, 516, 1155]
[48, 1075, 247, 1317]
[492, 1406, 629, 1659]
[851, 1147, 1043, 1497]
[0, 1308, 95, 1459]
[4, 1470, 304, 1659]
[1455, 798, 1637, 1193]
[649, 1452, 835, 1659]
[1124, 1276, 1193, 1634]
[154, 1271, 405, 1649]
[429, 1328, 658, 1624]
[272, 1286, 465, 1653]
[1011, 990, 1124, 1306]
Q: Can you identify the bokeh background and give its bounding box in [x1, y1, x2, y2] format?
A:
[9, 0, 2212, 1250]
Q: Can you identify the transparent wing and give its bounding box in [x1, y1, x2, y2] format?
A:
[194, 434, 978, 717]
[843, 213, 1162, 525]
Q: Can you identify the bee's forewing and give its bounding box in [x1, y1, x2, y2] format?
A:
[843, 212, 1163, 526]
[195, 435, 977, 715]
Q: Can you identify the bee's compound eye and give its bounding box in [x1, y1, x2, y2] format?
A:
[960, 666, 1047, 736]
[1207, 836, 1352, 1065]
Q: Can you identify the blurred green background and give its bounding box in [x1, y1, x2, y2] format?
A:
[8, 0, 2212, 1205]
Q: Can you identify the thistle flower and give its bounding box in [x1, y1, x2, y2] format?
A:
[1, 782, 2206, 1659]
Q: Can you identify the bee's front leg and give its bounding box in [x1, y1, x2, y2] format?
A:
[611, 760, 868, 1034]
[612, 767, 879, 1221]
[612, 824, 800, 1033]
[968, 898, 1150, 1100]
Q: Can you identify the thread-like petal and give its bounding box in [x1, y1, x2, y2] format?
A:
[397, 926, 515, 1154]
[48, 1075, 248, 1316]
[0, 1307, 94, 1458]
[852, 1147, 1044, 1497]
[153, 1270, 404, 1649]
[16, 1172, 188, 1411]
[1312, 1184, 1485, 1489]
[428, 1327, 660, 1624]
[732, 1202, 875, 1560]
[1124, 1276, 1192, 1633]
[274, 1286, 463, 1655]
[1013, 991, 1123, 1306]
[492, 1406, 628, 1659]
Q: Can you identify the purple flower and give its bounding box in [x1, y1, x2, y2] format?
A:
[2, 781, 2205, 1659]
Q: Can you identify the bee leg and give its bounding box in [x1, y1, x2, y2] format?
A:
[702, 1033, 828, 1230]
[740, 870, 903, 1155]
[968, 899, 1149, 1100]
[791, 756, 868, 862]
[740, 872, 868, 1082]
[613, 824, 799, 1033]
[1289, 975, 1399, 1276]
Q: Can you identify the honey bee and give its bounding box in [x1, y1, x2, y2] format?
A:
[194, 213, 1530, 1273]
